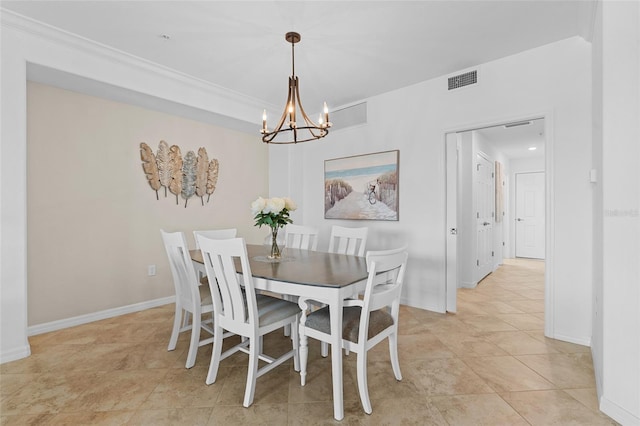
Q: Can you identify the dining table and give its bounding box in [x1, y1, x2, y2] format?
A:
[191, 243, 369, 421]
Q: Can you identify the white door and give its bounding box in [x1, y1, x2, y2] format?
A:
[515, 172, 545, 259]
[445, 133, 459, 312]
[475, 153, 494, 281]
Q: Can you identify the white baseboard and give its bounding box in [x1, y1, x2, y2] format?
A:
[400, 296, 446, 314]
[600, 396, 640, 426]
[0, 345, 31, 364]
[460, 280, 478, 289]
[548, 331, 591, 347]
[27, 296, 175, 336]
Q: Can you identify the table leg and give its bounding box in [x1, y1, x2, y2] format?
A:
[299, 323, 308, 386]
[329, 297, 344, 421]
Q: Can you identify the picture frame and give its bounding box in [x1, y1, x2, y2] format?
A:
[324, 150, 399, 221]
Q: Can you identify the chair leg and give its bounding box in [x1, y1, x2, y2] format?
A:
[299, 323, 308, 386]
[356, 351, 372, 414]
[205, 326, 224, 385]
[185, 311, 200, 368]
[321, 341, 329, 357]
[282, 295, 296, 337]
[291, 316, 300, 372]
[168, 305, 182, 351]
[243, 335, 260, 408]
[389, 332, 402, 381]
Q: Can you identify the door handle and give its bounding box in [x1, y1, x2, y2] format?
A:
[516, 218, 524, 222]
[483, 222, 490, 226]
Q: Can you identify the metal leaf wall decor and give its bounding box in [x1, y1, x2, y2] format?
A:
[181, 150, 197, 207]
[140, 142, 161, 200]
[206, 159, 219, 203]
[139, 141, 220, 207]
[195, 147, 209, 205]
[156, 140, 172, 197]
[168, 144, 183, 205]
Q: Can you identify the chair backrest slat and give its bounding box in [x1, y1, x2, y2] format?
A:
[161, 230, 201, 310]
[285, 224, 319, 251]
[327, 225, 368, 257]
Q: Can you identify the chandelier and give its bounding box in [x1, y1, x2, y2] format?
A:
[261, 32, 331, 144]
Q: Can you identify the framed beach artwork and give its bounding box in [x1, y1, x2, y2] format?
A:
[324, 150, 399, 220]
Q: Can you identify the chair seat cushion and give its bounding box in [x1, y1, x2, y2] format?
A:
[306, 306, 394, 343]
[255, 294, 300, 327]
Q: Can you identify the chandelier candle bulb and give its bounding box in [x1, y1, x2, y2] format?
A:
[289, 103, 294, 127]
[262, 110, 267, 132]
[324, 102, 329, 125]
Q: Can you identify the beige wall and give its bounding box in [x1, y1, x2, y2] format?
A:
[26, 82, 268, 325]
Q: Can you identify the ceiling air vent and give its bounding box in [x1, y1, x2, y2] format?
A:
[330, 102, 367, 131]
[448, 70, 477, 90]
[504, 121, 531, 128]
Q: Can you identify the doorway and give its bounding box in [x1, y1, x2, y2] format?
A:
[515, 172, 545, 259]
[476, 152, 495, 282]
[445, 116, 548, 316]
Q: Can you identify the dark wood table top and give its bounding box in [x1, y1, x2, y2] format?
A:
[191, 244, 368, 289]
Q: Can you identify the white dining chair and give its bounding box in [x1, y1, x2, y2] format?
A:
[193, 228, 238, 282]
[279, 224, 321, 337]
[193, 228, 237, 248]
[197, 235, 301, 407]
[285, 224, 319, 251]
[327, 225, 368, 257]
[322, 225, 370, 356]
[161, 229, 215, 369]
[298, 246, 408, 414]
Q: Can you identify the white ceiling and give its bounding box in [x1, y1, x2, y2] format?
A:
[475, 118, 545, 159]
[2, 0, 593, 154]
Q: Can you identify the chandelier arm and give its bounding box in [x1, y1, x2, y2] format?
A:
[261, 77, 296, 143]
[289, 77, 297, 128]
[294, 78, 316, 128]
[294, 78, 329, 138]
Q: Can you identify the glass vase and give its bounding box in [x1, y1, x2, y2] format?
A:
[268, 226, 283, 259]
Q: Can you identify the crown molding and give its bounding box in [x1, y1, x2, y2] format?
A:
[0, 8, 274, 112]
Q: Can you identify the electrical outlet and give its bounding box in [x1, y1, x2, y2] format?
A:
[148, 265, 156, 276]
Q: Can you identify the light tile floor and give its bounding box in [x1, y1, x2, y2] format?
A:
[1, 258, 618, 425]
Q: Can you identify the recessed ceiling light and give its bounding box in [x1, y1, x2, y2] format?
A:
[528, 146, 537, 151]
